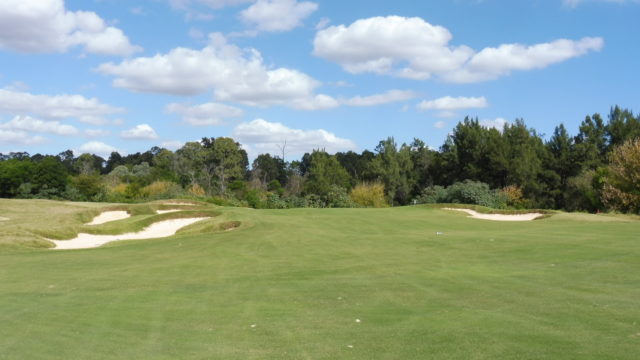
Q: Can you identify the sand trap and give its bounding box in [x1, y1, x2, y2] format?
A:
[87, 211, 130, 225]
[156, 209, 182, 214]
[51, 217, 209, 250]
[444, 208, 543, 221]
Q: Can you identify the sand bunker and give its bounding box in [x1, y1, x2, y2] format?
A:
[162, 202, 195, 206]
[87, 211, 130, 225]
[156, 209, 182, 214]
[51, 217, 209, 250]
[444, 208, 543, 221]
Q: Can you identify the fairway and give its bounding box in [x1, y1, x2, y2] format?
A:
[1, 200, 639, 359]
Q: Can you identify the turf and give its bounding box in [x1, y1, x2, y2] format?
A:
[0, 199, 639, 359]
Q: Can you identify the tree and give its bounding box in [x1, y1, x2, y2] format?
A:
[574, 114, 607, 170]
[33, 156, 69, 195]
[545, 124, 579, 208]
[602, 138, 640, 213]
[607, 106, 640, 148]
[252, 154, 287, 186]
[369, 137, 414, 205]
[206, 137, 248, 194]
[304, 150, 351, 197]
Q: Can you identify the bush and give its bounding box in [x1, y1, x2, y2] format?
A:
[326, 185, 356, 208]
[140, 181, 183, 199]
[416, 180, 507, 208]
[416, 185, 447, 204]
[265, 193, 288, 209]
[446, 180, 507, 208]
[70, 174, 103, 200]
[602, 138, 640, 213]
[501, 185, 526, 208]
[188, 184, 206, 197]
[565, 170, 603, 212]
[350, 182, 388, 208]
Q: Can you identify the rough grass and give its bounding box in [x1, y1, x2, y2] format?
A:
[0, 200, 639, 359]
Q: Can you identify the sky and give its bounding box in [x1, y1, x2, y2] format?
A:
[0, 0, 638, 160]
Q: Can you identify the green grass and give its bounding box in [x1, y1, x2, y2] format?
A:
[0, 199, 639, 359]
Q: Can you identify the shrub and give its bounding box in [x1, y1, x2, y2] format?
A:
[245, 189, 263, 209]
[417, 185, 447, 204]
[188, 184, 206, 197]
[350, 182, 388, 208]
[70, 174, 103, 200]
[602, 138, 640, 213]
[501, 185, 525, 208]
[326, 185, 356, 208]
[265, 193, 288, 209]
[446, 180, 507, 208]
[141, 181, 183, 199]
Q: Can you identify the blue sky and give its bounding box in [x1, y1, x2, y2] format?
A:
[0, 0, 638, 160]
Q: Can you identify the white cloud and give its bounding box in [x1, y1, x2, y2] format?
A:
[316, 17, 330, 30]
[97, 33, 331, 108]
[480, 117, 509, 130]
[0, 88, 124, 125]
[0, 0, 142, 56]
[434, 121, 446, 129]
[84, 129, 111, 138]
[240, 0, 318, 32]
[78, 141, 119, 157]
[161, 140, 185, 150]
[444, 37, 604, 82]
[313, 16, 603, 83]
[0, 115, 79, 135]
[0, 129, 46, 145]
[232, 118, 357, 157]
[169, 0, 254, 10]
[342, 90, 418, 107]
[166, 102, 244, 126]
[417, 96, 488, 111]
[120, 124, 159, 140]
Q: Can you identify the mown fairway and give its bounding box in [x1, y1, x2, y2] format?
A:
[1, 199, 639, 359]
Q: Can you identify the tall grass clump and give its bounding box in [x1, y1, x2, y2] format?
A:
[350, 182, 389, 208]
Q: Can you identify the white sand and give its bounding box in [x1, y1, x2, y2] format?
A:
[444, 208, 543, 221]
[87, 211, 130, 225]
[156, 209, 182, 214]
[51, 217, 209, 250]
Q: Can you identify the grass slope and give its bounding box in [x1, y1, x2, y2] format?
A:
[0, 200, 639, 359]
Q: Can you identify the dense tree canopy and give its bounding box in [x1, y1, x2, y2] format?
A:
[1, 106, 639, 212]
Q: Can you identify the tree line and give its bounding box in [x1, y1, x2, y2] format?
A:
[1, 106, 639, 213]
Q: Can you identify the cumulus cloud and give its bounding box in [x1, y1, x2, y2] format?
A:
[240, 0, 318, 32]
[161, 140, 186, 150]
[120, 124, 159, 140]
[417, 96, 488, 111]
[97, 33, 332, 108]
[232, 118, 356, 156]
[0, 0, 141, 56]
[166, 102, 244, 126]
[0, 88, 124, 125]
[0, 129, 46, 145]
[0, 115, 79, 136]
[84, 129, 111, 138]
[313, 16, 603, 83]
[169, 0, 254, 10]
[480, 117, 509, 130]
[342, 90, 418, 107]
[434, 121, 447, 129]
[78, 141, 120, 157]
